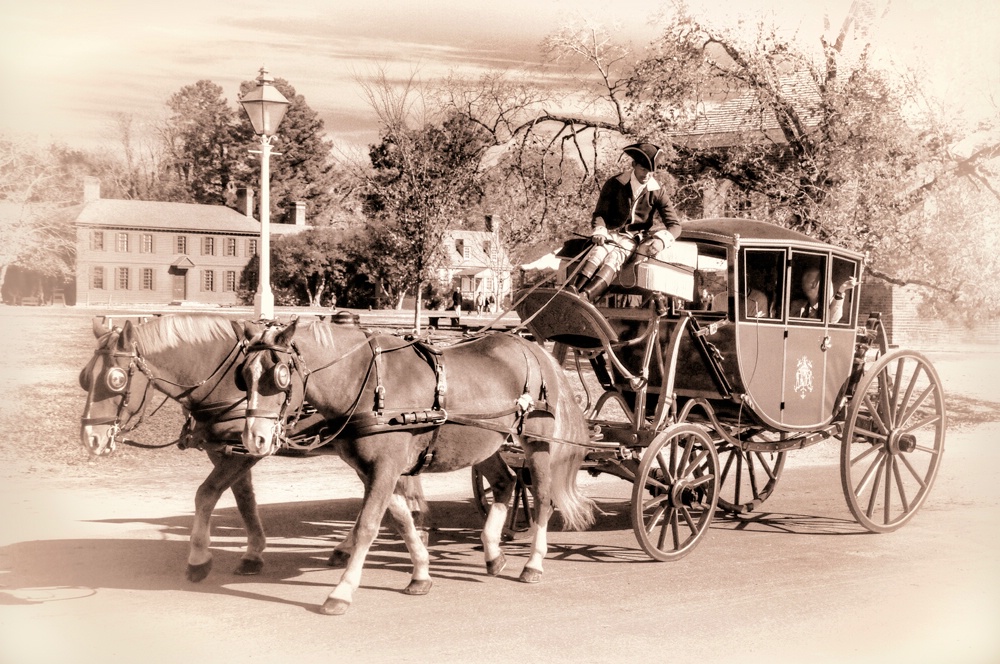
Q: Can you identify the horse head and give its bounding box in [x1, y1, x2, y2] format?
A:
[237, 317, 304, 457]
[79, 318, 152, 456]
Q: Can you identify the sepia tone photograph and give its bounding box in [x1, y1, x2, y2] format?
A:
[2, 1, 998, 662]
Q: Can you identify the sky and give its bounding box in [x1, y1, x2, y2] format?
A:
[2, 0, 998, 154]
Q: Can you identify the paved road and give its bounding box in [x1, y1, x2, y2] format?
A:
[1, 419, 998, 664]
[1, 307, 998, 663]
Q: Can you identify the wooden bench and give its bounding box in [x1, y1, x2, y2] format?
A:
[428, 315, 462, 330]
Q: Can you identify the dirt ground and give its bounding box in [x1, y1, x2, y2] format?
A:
[1, 306, 999, 663]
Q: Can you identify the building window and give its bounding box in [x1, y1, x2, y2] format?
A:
[92, 266, 105, 289]
[91, 231, 104, 251]
[224, 270, 237, 292]
[141, 268, 154, 290]
[116, 267, 130, 290]
[463, 246, 471, 260]
[141, 234, 153, 253]
[225, 237, 237, 257]
[176, 235, 188, 254]
[116, 233, 129, 252]
[248, 238, 258, 256]
[202, 270, 215, 292]
[202, 237, 215, 256]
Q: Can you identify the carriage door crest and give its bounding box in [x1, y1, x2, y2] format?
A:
[793, 356, 814, 398]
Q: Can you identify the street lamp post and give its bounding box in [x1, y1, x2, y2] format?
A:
[239, 67, 290, 319]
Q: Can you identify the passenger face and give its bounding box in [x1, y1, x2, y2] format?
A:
[802, 268, 821, 303]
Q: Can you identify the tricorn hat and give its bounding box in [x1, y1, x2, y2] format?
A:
[623, 142, 661, 171]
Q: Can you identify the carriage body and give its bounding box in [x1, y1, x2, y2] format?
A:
[511, 218, 944, 559]
[519, 218, 868, 438]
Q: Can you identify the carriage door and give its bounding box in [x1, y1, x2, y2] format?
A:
[782, 251, 829, 427]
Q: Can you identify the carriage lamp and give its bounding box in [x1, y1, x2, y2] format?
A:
[239, 66, 290, 320]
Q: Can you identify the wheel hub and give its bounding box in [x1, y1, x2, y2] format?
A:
[886, 430, 917, 455]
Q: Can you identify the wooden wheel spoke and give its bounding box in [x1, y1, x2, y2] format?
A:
[677, 438, 694, 476]
[850, 441, 882, 468]
[892, 457, 910, 514]
[679, 505, 698, 535]
[670, 508, 681, 549]
[687, 474, 715, 491]
[655, 508, 672, 550]
[655, 452, 677, 484]
[898, 453, 928, 489]
[898, 385, 937, 431]
[746, 452, 761, 498]
[901, 413, 942, 436]
[719, 448, 737, 486]
[878, 373, 896, 427]
[853, 425, 888, 443]
[865, 455, 887, 518]
[890, 358, 907, 421]
[854, 448, 886, 497]
[680, 447, 709, 478]
[752, 451, 779, 481]
[897, 360, 924, 412]
[883, 455, 894, 524]
[643, 491, 670, 513]
[862, 394, 890, 434]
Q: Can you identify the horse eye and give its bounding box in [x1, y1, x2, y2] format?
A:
[105, 367, 129, 392]
[273, 363, 291, 390]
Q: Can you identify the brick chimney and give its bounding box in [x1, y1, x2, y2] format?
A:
[235, 188, 255, 218]
[292, 201, 306, 226]
[83, 176, 101, 202]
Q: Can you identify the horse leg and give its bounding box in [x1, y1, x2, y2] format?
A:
[321, 469, 399, 616]
[187, 450, 261, 582]
[230, 463, 266, 576]
[520, 446, 554, 584]
[475, 454, 517, 576]
[400, 475, 430, 546]
[327, 521, 356, 569]
[385, 491, 432, 595]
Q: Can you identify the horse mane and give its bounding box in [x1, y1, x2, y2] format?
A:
[132, 315, 236, 355]
[304, 320, 344, 349]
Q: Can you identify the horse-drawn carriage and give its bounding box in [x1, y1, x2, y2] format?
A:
[496, 217, 945, 561]
[78, 218, 945, 614]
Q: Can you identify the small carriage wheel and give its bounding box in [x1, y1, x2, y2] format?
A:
[715, 439, 786, 515]
[471, 466, 535, 541]
[840, 350, 945, 533]
[631, 423, 720, 561]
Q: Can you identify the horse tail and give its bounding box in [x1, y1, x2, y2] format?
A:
[543, 352, 596, 532]
[549, 437, 596, 531]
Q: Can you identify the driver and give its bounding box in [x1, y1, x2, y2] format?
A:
[566, 142, 682, 302]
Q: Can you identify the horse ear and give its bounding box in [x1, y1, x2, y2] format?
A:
[275, 317, 299, 347]
[231, 319, 245, 340]
[93, 317, 111, 338]
[119, 320, 136, 345]
[241, 320, 260, 341]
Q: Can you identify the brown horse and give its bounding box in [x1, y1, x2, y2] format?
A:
[238, 317, 596, 615]
[78, 314, 427, 583]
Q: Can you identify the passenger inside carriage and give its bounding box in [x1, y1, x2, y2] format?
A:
[789, 262, 857, 323]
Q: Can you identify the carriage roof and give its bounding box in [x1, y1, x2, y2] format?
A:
[679, 218, 865, 260]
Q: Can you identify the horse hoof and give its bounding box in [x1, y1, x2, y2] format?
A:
[319, 598, 350, 616]
[186, 560, 212, 583]
[403, 579, 433, 596]
[327, 550, 350, 568]
[519, 566, 543, 584]
[486, 552, 507, 577]
[234, 558, 264, 576]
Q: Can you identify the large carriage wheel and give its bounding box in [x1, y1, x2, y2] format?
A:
[840, 350, 945, 533]
[471, 466, 535, 541]
[716, 439, 786, 515]
[631, 424, 720, 561]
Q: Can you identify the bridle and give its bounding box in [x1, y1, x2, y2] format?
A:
[81, 331, 248, 453]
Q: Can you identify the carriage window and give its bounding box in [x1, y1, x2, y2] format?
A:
[741, 249, 784, 320]
[788, 253, 829, 322]
[689, 246, 728, 313]
[831, 256, 859, 327]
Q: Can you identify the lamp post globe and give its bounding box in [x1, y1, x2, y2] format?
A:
[239, 66, 289, 320]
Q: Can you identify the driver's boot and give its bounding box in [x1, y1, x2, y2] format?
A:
[579, 264, 617, 302]
[566, 259, 601, 293]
